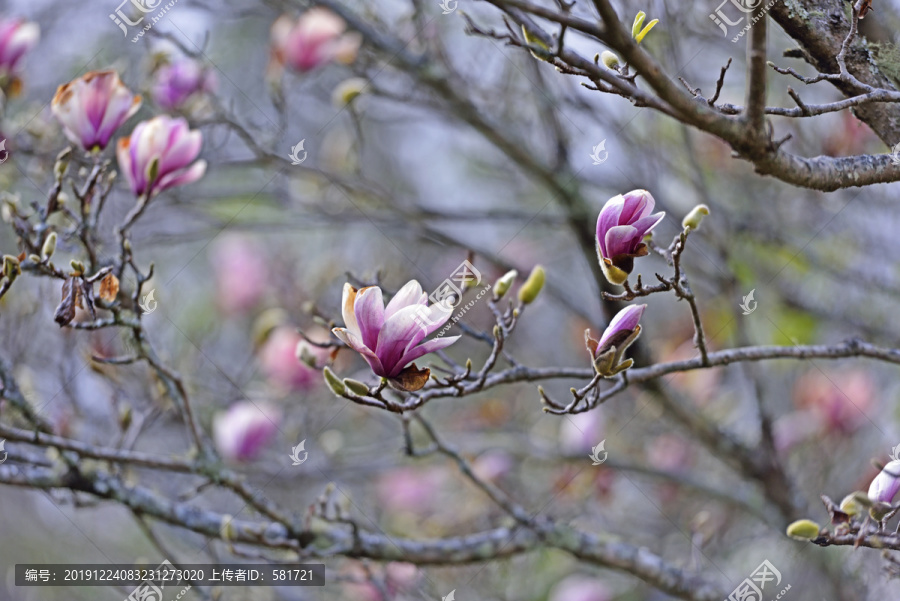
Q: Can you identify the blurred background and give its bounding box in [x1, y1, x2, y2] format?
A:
[2, 0, 900, 599]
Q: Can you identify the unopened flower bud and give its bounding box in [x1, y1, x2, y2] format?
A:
[600, 51, 621, 70]
[493, 269, 517, 300]
[323, 366, 346, 396]
[220, 514, 237, 542]
[631, 11, 658, 43]
[54, 148, 71, 180]
[871, 501, 893, 521]
[119, 406, 132, 430]
[70, 259, 85, 275]
[332, 77, 367, 107]
[839, 491, 872, 516]
[28, 254, 40, 263]
[521, 24, 550, 60]
[41, 232, 57, 260]
[2, 255, 21, 282]
[786, 519, 820, 540]
[682, 204, 710, 231]
[868, 459, 900, 504]
[295, 341, 318, 368]
[343, 378, 370, 396]
[517, 265, 545, 305]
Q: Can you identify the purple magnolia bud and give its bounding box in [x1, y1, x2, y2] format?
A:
[868, 460, 900, 504]
[212, 401, 280, 462]
[152, 58, 217, 111]
[595, 189, 665, 285]
[51, 70, 141, 152]
[116, 115, 207, 198]
[0, 18, 38, 85]
[331, 280, 460, 390]
[270, 9, 361, 74]
[585, 304, 645, 377]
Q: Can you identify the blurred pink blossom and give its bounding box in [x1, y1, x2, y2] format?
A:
[259, 326, 324, 392]
[270, 9, 361, 73]
[152, 58, 217, 110]
[558, 411, 605, 455]
[376, 467, 443, 514]
[0, 18, 38, 83]
[51, 70, 141, 151]
[793, 369, 874, 435]
[116, 115, 207, 198]
[210, 235, 268, 315]
[212, 401, 280, 462]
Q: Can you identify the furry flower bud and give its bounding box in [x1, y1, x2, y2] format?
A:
[517, 265, 545, 305]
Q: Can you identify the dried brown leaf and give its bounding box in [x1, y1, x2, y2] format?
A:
[98, 273, 119, 303]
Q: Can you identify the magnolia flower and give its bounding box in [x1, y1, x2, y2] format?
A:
[0, 18, 38, 85]
[51, 70, 141, 152]
[270, 8, 361, 73]
[332, 280, 459, 390]
[259, 326, 323, 392]
[211, 235, 268, 314]
[585, 304, 645, 377]
[595, 190, 665, 285]
[152, 58, 217, 110]
[116, 115, 207, 198]
[868, 460, 900, 504]
[212, 401, 280, 462]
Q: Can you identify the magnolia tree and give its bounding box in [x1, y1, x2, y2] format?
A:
[3, 0, 900, 599]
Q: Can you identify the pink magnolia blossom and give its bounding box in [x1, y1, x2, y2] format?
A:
[585, 304, 645, 377]
[0, 18, 38, 83]
[869, 460, 900, 504]
[152, 58, 217, 110]
[270, 9, 361, 73]
[210, 235, 268, 315]
[212, 401, 280, 462]
[51, 70, 141, 151]
[259, 326, 323, 392]
[116, 115, 207, 198]
[596, 190, 665, 285]
[332, 281, 459, 389]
